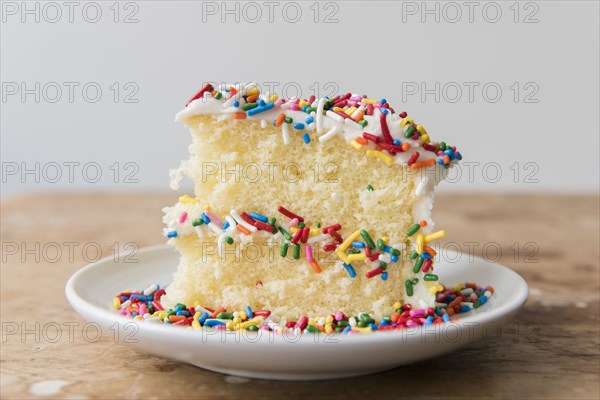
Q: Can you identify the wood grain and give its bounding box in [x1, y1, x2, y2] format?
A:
[1, 193, 598, 399]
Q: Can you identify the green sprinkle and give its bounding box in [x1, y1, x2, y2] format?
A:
[278, 227, 292, 241]
[284, 117, 293, 124]
[175, 303, 187, 309]
[191, 218, 203, 227]
[357, 321, 369, 328]
[298, 222, 306, 229]
[241, 102, 257, 111]
[248, 325, 258, 331]
[411, 278, 419, 285]
[316, 222, 321, 228]
[214, 91, 222, 100]
[379, 262, 387, 270]
[377, 238, 386, 250]
[167, 310, 176, 317]
[216, 312, 234, 320]
[360, 230, 376, 249]
[389, 248, 401, 256]
[337, 320, 349, 327]
[439, 142, 447, 150]
[473, 301, 482, 308]
[413, 257, 424, 273]
[404, 125, 415, 138]
[335, 327, 343, 333]
[406, 223, 421, 236]
[292, 244, 300, 260]
[306, 107, 317, 114]
[280, 242, 289, 257]
[306, 325, 320, 333]
[424, 273, 439, 281]
[268, 217, 276, 226]
[409, 251, 419, 260]
[348, 248, 360, 254]
[405, 280, 414, 296]
[366, 184, 374, 191]
[225, 236, 234, 245]
[358, 120, 368, 127]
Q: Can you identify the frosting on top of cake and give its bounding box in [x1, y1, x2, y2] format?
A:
[175, 82, 462, 170]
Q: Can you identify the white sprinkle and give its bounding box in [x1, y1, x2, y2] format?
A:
[260, 119, 267, 128]
[207, 222, 224, 235]
[195, 225, 205, 238]
[143, 283, 158, 296]
[217, 232, 228, 257]
[378, 253, 392, 263]
[318, 126, 339, 143]
[225, 216, 237, 232]
[307, 233, 331, 244]
[349, 317, 357, 327]
[415, 176, 429, 197]
[331, 192, 341, 203]
[351, 105, 365, 119]
[344, 117, 362, 130]
[230, 209, 258, 233]
[326, 110, 344, 123]
[316, 98, 325, 133]
[168, 220, 177, 229]
[282, 123, 290, 145]
[307, 123, 316, 131]
[120, 299, 131, 310]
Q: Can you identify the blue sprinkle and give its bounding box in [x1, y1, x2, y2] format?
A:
[222, 221, 230, 230]
[198, 311, 209, 324]
[342, 326, 352, 334]
[233, 101, 239, 107]
[247, 102, 274, 116]
[352, 241, 365, 249]
[302, 105, 310, 112]
[444, 149, 453, 156]
[342, 263, 356, 278]
[438, 158, 445, 165]
[245, 305, 253, 318]
[391, 254, 398, 263]
[460, 305, 470, 313]
[176, 310, 190, 317]
[421, 252, 432, 259]
[456, 152, 463, 160]
[383, 245, 393, 253]
[442, 313, 450, 322]
[293, 122, 305, 130]
[393, 139, 401, 146]
[257, 99, 265, 106]
[248, 212, 268, 223]
[479, 295, 488, 305]
[303, 133, 310, 144]
[381, 272, 388, 281]
[132, 312, 137, 317]
[369, 324, 378, 331]
[381, 108, 389, 115]
[167, 231, 178, 238]
[204, 319, 226, 327]
[174, 305, 183, 311]
[380, 98, 387, 104]
[200, 213, 210, 224]
[380, 319, 389, 326]
[305, 116, 314, 124]
[120, 296, 128, 301]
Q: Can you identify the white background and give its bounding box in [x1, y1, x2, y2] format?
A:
[1, 0, 599, 198]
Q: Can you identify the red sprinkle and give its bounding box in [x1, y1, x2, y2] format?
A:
[254, 220, 277, 233]
[240, 211, 258, 227]
[366, 267, 384, 278]
[323, 243, 338, 251]
[379, 113, 393, 144]
[254, 310, 271, 317]
[151, 301, 164, 311]
[301, 227, 310, 243]
[328, 230, 343, 243]
[322, 223, 341, 233]
[407, 151, 420, 166]
[363, 132, 381, 143]
[277, 206, 304, 222]
[290, 228, 303, 244]
[399, 111, 408, 118]
[186, 84, 213, 106]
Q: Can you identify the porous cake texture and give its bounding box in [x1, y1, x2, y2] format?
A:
[161, 82, 461, 319]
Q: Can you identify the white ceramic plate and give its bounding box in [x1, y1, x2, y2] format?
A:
[65, 245, 528, 380]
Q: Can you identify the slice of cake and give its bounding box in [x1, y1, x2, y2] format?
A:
[161, 82, 461, 322]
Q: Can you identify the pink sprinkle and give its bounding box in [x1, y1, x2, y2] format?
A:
[289, 218, 299, 228]
[406, 320, 420, 327]
[179, 212, 188, 224]
[274, 99, 284, 106]
[205, 211, 222, 226]
[409, 309, 426, 318]
[335, 311, 345, 321]
[290, 103, 300, 111]
[305, 245, 314, 262]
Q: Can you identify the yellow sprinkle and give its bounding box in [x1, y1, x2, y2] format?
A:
[424, 230, 446, 243]
[419, 133, 430, 144]
[333, 106, 343, 113]
[204, 204, 211, 211]
[325, 324, 334, 334]
[178, 194, 200, 204]
[393, 302, 402, 309]
[350, 139, 363, 150]
[233, 317, 242, 324]
[452, 282, 466, 292]
[309, 228, 320, 236]
[246, 87, 259, 96]
[299, 100, 307, 108]
[325, 315, 334, 323]
[345, 106, 357, 116]
[152, 311, 160, 317]
[360, 98, 378, 104]
[339, 230, 361, 252]
[366, 150, 394, 165]
[290, 226, 298, 233]
[335, 249, 349, 264]
[269, 94, 278, 103]
[239, 311, 247, 320]
[352, 327, 373, 333]
[416, 232, 425, 254]
[400, 117, 414, 128]
[192, 320, 201, 329]
[134, 315, 143, 320]
[193, 311, 201, 320]
[347, 253, 367, 262]
[416, 125, 428, 135]
[158, 311, 167, 320]
[429, 284, 444, 295]
[112, 297, 121, 310]
[381, 236, 389, 244]
[226, 321, 236, 330]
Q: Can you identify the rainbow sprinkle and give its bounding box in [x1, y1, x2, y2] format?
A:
[114, 282, 494, 334]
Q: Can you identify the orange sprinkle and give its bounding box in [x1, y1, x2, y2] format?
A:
[419, 220, 428, 227]
[390, 312, 400, 323]
[466, 282, 477, 289]
[309, 261, 322, 273]
[410, 159, 436, 170]
[443, 155, 450, 164]
[211, 306, 225, 319]
[486, 285, 495, 293]
[228, 86, 238, 95]
[234, 112, 246, 120]
[401, 142, 411, 151]
[353, 110, 364, 122]
[355, 137, 369, 145]
[246, 94, 259, 103]
[446, 308, 455, 316]
[169, 315, 186, 323]
[447, 296, 463, 310]
[275, 113, 286, 127]
[236, 224, 251, 235]
[424, 245, 437, 256]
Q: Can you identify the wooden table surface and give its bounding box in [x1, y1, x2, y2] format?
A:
[1, 193, 599, 399]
